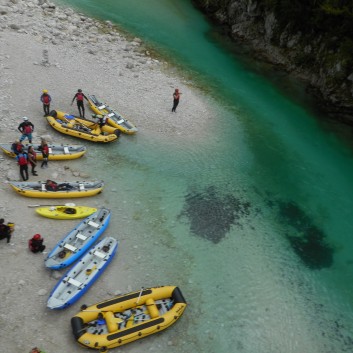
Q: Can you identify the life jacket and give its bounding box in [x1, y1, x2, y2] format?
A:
[24, 124, 32, 134]
[76, 93, 84, 101]
[41, 144, 49, 155]
[46, 180, 58, 191]
[18, 153, 27, 166]
[42, 94, 50, 104]
[12, 143, 22, 154]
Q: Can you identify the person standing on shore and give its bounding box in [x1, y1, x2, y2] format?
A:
[11, 140, 24, 156]
[18, 117, 34, 143]
[172, 88, 182, 112]
[27, 145, 38, 176]
[39, 138, 49, 169]
[16, 148, 29, 181]
[71, 89, 88, 118]
[40, 89, 52, 117]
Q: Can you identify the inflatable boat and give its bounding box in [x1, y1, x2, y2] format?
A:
[71, 286, 187, 351]
[0, 143, 87, 160]
[8, 180, 104, 198]
[47, 237, 118, 309]
[46, 110, 118, 143]
[88, 95, 138, 134]
[45, 207, 111, 270]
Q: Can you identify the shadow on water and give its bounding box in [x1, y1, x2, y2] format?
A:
[178, 185, 251, 244]
[277, 201, 334, 270]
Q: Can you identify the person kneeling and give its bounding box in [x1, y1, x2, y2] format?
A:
[28, 234, 46, 253]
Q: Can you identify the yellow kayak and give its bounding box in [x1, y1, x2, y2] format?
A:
[35, 205, 98, 219]
[88, 94, 138, 134]
[0, 143, 86, 160]
[47, 111, 118, 143]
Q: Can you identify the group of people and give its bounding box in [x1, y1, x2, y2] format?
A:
[40, 88, 88, 118]
[11, 135, 49, 181]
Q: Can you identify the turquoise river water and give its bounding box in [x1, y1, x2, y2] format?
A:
[55, 1, 353, 353]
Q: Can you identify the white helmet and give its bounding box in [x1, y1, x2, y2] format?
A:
[23, 117, 28, 121]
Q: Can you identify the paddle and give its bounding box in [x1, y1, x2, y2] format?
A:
[28, 202, 76, 208]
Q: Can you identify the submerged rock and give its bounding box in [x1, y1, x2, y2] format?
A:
[278, 201, 333, 269]
[179, 186, 251, 243]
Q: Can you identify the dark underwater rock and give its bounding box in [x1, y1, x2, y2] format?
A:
[278, 201, 333, 269]
[180, 186, 251, 243]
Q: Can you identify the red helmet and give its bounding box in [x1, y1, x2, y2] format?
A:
[33, 234, 41, 240]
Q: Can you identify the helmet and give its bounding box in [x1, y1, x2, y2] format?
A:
[78, 89, 82, 92]
[33, 234, 41, 240]
[42, 89, 48, 93]
[23, 117, 28, 121]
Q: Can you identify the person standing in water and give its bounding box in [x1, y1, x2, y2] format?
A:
[172, 88, 182, 112]
[71, 89, 88, 118]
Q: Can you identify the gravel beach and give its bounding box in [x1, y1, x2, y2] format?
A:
[0, 0, 215, 352]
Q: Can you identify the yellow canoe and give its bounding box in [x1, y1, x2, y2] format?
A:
[0, 143, 86, 160]
[71, 286, 187, 352]
[88, 94, 138, 134]
[35, 205, 98, 219]
[8, 180, 104, 199]
[47, 111, 118, 143]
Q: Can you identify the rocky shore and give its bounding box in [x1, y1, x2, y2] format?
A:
[193, 0, 353, 126]
[0, 0, 214, 352]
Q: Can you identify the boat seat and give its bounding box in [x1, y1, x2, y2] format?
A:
[76, 232, 87, 241]
[41, 183, 46, 191]
[79, 183, 85, 191]
[98, 105, 106, 109]
[64, 243, 77, 252]
[63, 146, 70, 154]
[48, 147, 53, 154]
[88, 221, 99, 228]
[104, 311, 123, 333]
[107, 113, 114, 117]
[94, 250, 106, 259]
[117, 119, 125, 124]
[145, 298, 159, 319]
[67, 277, 82, 287]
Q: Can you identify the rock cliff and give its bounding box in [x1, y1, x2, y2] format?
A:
[193, 0, 353, 125]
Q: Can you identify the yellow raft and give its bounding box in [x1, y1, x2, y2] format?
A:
[35, 205, 98, 219]
[47, 111, 119, 143]
[0, 143, 86, 160]
[8, 180, 104, 199]
[88, 94, 138, 134]
[71, 286, 187, 352]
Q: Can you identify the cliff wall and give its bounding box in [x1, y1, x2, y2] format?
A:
[193, 0, 353, 125]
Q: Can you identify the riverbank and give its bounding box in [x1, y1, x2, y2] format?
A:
[0, 0, 214, 352]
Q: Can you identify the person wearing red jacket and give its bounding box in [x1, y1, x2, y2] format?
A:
[28, 234, 46, 253]
[71, 89, 88, 118]
[172, 88, 182, 112]
[39, 138, 49, 169]
[40, 89, 52, 116]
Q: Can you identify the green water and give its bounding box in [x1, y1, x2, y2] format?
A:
[55, 1, 353, 352]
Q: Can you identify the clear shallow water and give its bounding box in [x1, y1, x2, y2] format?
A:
[55, 1, 353, 352]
